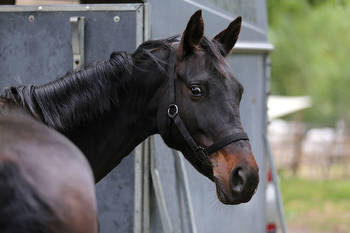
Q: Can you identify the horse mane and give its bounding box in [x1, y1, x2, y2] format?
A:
[34, 51, 133, 131]
[1, 51, 133, 131]
[0, 35, 226, 132]
[132, 35, 179, 74]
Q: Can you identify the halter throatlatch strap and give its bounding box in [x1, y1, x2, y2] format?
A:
[167, 49, 249, 160]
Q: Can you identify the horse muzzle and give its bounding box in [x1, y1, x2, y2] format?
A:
[210, 142, 259, 205]
[215, 165, 259, 204]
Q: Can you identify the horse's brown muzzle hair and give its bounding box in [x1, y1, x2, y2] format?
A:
[209, 141, 259, 205]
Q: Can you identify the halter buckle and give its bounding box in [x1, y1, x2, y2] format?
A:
[168, 104, 178, 118]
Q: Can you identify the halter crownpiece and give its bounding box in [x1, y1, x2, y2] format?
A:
[167, 49, 249, 161]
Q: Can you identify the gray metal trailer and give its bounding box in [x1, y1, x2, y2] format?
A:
[0, 1, 274, 232]
[0, 4, 145, 233]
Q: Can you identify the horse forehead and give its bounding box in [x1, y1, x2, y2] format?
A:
[177, 54, 205, 71]
[176, 52, 238, 87]
[178, 57, 226, 80]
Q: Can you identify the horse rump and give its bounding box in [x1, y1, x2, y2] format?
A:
[0, 161, 61, 233]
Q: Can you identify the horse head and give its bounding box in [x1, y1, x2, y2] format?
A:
[158, 10, 259, 205]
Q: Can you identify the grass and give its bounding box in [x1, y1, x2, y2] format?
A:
[280, 174, 350, 233]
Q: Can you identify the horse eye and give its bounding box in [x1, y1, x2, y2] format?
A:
[190, 86, 202, 97]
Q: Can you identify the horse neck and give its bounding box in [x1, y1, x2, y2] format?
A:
[2, 49, 170, 181]
[24, 52, 167, 181]
[64, 68, 167, 181]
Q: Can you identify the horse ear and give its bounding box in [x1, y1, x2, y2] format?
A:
[212, 16, 242, 57]
[177, 10, 204, 58]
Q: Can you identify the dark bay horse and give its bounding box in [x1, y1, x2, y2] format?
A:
[0, 100, 98, 233]
[0, 10, 259, 232]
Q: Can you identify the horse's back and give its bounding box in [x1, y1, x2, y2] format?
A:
[0, 103, 98, 233]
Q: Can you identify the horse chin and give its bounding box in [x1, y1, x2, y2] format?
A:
[214, 180, 253, 205]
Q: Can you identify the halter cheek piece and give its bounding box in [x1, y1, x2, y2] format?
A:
[167, 49, 249, 162]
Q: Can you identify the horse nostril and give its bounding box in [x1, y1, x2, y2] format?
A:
[230, 166, 246, 194]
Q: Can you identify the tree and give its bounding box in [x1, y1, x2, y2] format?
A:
[267, 0, 350, 126]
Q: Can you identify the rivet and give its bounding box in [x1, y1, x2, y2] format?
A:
[113, 16, 120, 23]
[28, 15, 35, 23]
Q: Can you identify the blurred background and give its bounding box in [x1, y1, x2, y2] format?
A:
[267, 0, 350, 233]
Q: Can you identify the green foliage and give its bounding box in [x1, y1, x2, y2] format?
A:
[267, 0, 350, 126]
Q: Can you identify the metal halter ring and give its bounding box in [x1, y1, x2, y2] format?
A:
[167, 104, 179, 118]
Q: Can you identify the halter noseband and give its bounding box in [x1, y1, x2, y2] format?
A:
[167, 49, 249, 162]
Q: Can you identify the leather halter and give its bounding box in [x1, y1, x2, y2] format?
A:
[167, 49, 249, 162]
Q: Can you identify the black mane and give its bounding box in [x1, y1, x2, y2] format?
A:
[2, 52, 133, 131]
[132, 35, 178, 74]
